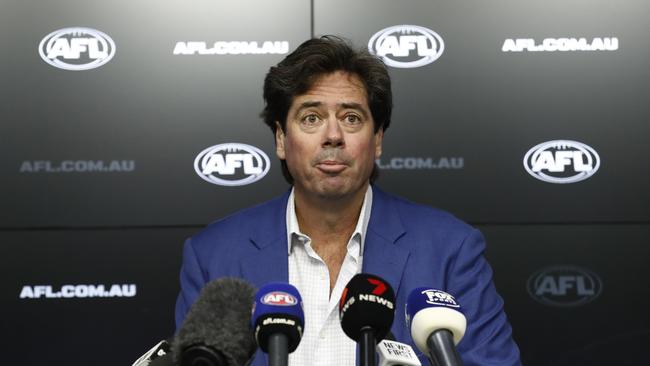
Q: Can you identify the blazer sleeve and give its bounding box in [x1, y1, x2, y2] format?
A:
[447, 228, 522, 366]
[174, 237, 207, 330]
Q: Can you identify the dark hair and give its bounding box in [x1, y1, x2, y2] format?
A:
[261, 35, 392, 184]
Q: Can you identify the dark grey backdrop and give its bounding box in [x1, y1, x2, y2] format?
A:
[2, 0, 649, 365]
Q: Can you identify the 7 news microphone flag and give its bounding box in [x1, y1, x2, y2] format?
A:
[339, 273, 396, 366]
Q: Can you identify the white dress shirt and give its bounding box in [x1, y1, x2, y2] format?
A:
[286, 186, 373, 366]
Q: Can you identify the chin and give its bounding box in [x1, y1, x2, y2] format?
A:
[315, 180, 365, 200]
[315, 186, 349, 199]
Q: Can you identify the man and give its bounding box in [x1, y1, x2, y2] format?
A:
[175, 36, 521, 365]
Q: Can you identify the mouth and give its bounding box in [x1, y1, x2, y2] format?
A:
[316, 160, 347, 174]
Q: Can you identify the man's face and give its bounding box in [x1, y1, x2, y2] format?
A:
[275, 71, 383, 200]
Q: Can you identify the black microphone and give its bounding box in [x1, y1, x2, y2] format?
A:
[251, 283, 305, 366]
[172, 277, 257, 366]
[406, 288, 467, 366]
[339, 273, 396, 366]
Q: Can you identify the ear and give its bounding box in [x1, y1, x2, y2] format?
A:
[374, 129, 384, 159]
[275, 122, 286, 160]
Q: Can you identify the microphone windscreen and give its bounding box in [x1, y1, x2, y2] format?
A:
[251, 282, 304, 353]
[338, 273, 395, 342]
[173, 277, 257, 366]
[405, 288, 467, 353]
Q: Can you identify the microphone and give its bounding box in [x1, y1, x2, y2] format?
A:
[148, 353, 174, 366]
[339, 273, 396, 366]
[406, 288, 467, 366]
[377, 339, 422, 366]
[131, 340, 171, 366]
[251, 283, 304, 366]
[172, 277, 257, 366]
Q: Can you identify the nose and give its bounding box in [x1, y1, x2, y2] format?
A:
[322, 118, 344, 148]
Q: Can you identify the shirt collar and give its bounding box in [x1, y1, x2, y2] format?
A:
[286, 185, 373, 256]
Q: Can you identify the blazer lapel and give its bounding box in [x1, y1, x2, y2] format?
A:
[239, 191, 290, 288]
[240, 240, 288, 289]
[362, 186, 410, 297]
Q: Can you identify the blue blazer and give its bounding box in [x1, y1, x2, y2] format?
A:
[175, 185, 521, 365]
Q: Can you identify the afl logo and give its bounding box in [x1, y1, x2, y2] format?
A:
[262, 292, 298, 306]
[527, 266, 602, 307]
[368, 25, 444, 68]
[39, 27, 116, 71]
[194, 143, 270, 186]
[524, 140, 600, 184]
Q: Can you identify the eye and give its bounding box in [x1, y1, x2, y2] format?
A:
[344, 114, 361, 124]
[302, 114, 320, 125]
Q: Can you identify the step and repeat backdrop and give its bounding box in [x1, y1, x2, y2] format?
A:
[2, 0, 649, 365]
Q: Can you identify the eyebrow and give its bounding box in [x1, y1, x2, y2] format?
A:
[294, 101, 322, 115]
[339, 102, 369, 118]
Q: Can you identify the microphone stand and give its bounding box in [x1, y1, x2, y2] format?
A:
[360, 326, 376, 366]
[426, 330, 462, 366]
[268, 333, 289, 366]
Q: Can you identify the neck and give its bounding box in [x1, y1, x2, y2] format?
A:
[293, 184, 368, 240]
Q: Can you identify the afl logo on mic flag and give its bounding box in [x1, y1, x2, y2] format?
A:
[194, 143, 270, 186]
[368, 25, 444, 68]
[39, 27, 116, 70]
[261, 291, 298, 306]
[524, 140, 600, 184]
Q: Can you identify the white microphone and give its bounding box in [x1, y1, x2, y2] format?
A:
[376, 339, 422, 366]
[406, 288, 467, 366]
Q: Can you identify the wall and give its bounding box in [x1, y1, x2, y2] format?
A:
[2, 0, 649, 364]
